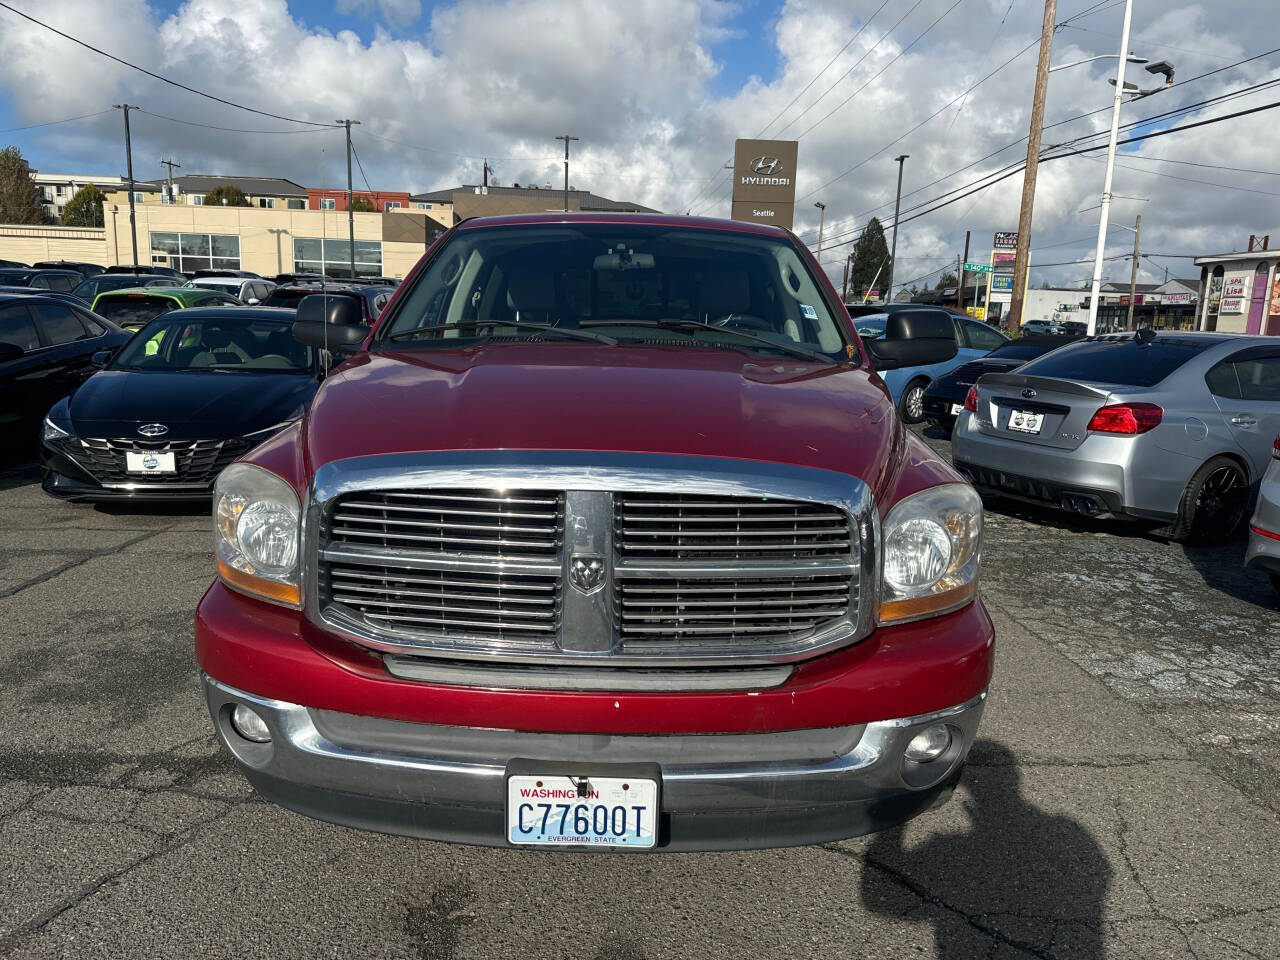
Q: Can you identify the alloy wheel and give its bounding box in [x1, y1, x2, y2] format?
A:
[1192, 464, 1247, 540]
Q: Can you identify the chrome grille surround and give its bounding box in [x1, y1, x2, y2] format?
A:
[306, 451, 878, 668]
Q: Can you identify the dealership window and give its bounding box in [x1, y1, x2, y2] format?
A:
[320, 198, 336, 210]
[293, 237, 382, 279]
[385, 201, 402, 210]
[258, 197, 275, 209]
[149, 231, 241, 274]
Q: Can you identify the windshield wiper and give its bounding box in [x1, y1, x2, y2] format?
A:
[591, 318, 836, 365]
[386, 322, 615, 345]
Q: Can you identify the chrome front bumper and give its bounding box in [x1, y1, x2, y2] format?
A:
[204, 674, 986, 851]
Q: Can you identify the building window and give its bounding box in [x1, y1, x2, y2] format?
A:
[287, 199, 305, 210]
[258, 198, 275, 209]
[320, 198, 336, 210]
[149, 231, 241, 274]
[133, 192, 145, 204]
[385, 201, 402, 210]
[191, 195, 204, 206]
[416, 202, 432, 209]
[293, 237, 382, 279]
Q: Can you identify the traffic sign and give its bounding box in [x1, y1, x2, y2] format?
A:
[963, 263, 993, 273]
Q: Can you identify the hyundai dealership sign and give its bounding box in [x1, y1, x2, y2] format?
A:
[731, 139, 799, 229]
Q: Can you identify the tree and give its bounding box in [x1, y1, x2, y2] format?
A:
[202, 185, 251, 207]
[935, 272, 959, 290]
[0, 146, 47, 225]
[60, 184, 106, 227]
[847, 217, 891, 300]
[350, 196, 376, 213]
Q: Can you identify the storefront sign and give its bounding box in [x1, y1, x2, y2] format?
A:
[965, 306, 987, 320]
[991, 275, 1013, 293]
[992, 251, 1016, 267]
[993, 232, 1018, 249]
[1271, 275, 1280, 317]
[731, 139, 798, 229]
[1163, 292, 1192, 305]
[1220, 270, 1253, 314]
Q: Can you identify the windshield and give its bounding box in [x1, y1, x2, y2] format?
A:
[0, 269, 32, 286]
[1016, 337, 1216, 387]
[113, 316, 314, 372]
[990, 340, 1064, 361]
[852, 315, 887, 339]
[379, 225, 849, 360]
[95, 296, 176, 327]
[263, 288, 321, 307]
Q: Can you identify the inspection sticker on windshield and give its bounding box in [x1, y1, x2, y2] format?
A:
[800, 304, 818, 320]
[507, 775, 658, 848]
[125, 451, 176, 474]
[1007, 410, 1044, 435]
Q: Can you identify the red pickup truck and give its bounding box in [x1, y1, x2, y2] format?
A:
[196, 213, 992, 851]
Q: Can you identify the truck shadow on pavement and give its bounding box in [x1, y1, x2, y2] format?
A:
[854, 740, 1112, 960]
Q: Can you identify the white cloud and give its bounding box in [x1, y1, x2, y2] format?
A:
[0, 0, 1275, 289]
[335, 0, 422, 28]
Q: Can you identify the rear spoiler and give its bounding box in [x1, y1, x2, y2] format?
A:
[976, 373, 1111, 401]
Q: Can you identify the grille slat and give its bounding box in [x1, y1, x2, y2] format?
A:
[68, 437, 246, 485]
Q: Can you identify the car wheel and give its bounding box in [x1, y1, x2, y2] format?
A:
[1170, 456, 1250, 545]
[898, 379, 929, 424]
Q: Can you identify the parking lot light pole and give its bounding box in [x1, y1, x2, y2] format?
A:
[887, 155, 908, 303]
[114, 104, 139, 267]
[337, 119, 360, 279]
[1126, 214, 1142, 329]
[555, 135, 579, 213]
[813, 201, 826, 259]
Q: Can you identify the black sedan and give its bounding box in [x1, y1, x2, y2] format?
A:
[921, 335, 1079, 432]
[40, 307, 321, 501]
[0, 268, 85, 293]
[0, 293, 130, 449]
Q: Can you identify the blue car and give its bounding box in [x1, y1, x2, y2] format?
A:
[851, 306, 1008, 422]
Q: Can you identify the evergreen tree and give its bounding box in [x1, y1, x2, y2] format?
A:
[202, 185, 251, 207]
[350, 196, 376, 212]
[935, 272, 959, 290]
[847, 217, 891, 300]
[0, 146, 47, 224]
[60, 184, 106, 227]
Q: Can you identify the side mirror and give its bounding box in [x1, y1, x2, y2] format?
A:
[0, 341, 23, 363]
[90, 348, 115, 368]
[293, 294, 367, 354]
[864, 311, 958, 371]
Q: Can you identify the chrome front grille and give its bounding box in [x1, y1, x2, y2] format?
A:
[615, 493, 852, 560]
[309, 455, 872, 668]
[70, 437, 246, 485]
[616, 574, 855, 648]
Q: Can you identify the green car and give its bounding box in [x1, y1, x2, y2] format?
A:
[90, 285, 243, 330]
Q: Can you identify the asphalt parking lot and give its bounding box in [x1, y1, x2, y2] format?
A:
[1, 429, 1278, 960]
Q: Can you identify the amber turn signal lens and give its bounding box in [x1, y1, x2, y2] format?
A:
[217, 556, 301, 608]
[879, 581, 976, 624]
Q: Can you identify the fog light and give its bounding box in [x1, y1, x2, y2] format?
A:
[230, 704, 271, 743]
[905, 724, 952, 762]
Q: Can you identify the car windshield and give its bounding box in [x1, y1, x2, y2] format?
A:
[989, 340, 1063, 361]
[379, 224, 849, 360]
[0, 269, 32, 286]
[1016, 337, 1216, 387]
[851, 315, 887, 339]
[75, 276, 156, 300]
[94, 296, 176, 327]
[262, 288, 324, 307]
[112, 317, 314, 372]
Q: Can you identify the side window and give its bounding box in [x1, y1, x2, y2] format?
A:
[75, 310, 106, 337]
[1234, 356, 1280, 402]
[52, 275, 78, 292]
[0, 303, 40, 351]
[1205, 361, 1241, 399]
[32, 302, 90, 345]
[966, 320, 1006, 350]
[30, 275, 52, 290]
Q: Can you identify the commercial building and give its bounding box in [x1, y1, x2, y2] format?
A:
[1196, 247, 1280, 336]
[32, 173, 153, 221]
[409, 183, 658, 225]
[1016, 278, 1201, 332]
[307, 188, 411, 212]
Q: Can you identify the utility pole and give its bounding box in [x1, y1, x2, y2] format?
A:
[483, 159, 491, 188]
[814, 201, 827, 259]
[887, 154, 908, 303]
[160, 157, 180, 206]
[842, 253, 851, 303]
[1086, 0, 1134, 335]
[1008, 0, 1058, 332]
[337, 119, 360, 279]
[555, 135, 579, 213]
[958, 229, 970, 311]
[114, 104, 139, 267]
[1126, 213, 1142, 329]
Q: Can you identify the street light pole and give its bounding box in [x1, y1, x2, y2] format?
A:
[337, 119, 360, 279]
[1008, 0, 1058, 332]
[814, 201, 827, 260]
[114, 104, 139, 267]
[1087, 0, 1134, 335]
[887, 155, 908, 303]
[555, 135, 579, 213]
[1126, 213, 1142, 329]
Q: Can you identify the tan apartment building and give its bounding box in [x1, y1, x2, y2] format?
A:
[408, 183, 658, 225]
[33, 172, 159, 221]
[103, 174, 309, 211]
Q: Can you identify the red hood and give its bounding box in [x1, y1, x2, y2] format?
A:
[303, 344, 903, 496]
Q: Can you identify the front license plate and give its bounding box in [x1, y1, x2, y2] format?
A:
[125, 451, 176, 474]
[1007, 409, 1044, 434]
[950, 403, 964, 415]
[507, 775, 659, 848]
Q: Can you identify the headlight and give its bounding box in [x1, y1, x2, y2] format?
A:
[213, 463, 302, 608]
[42, 417, 71, 441]
[880, 483, 982, 624]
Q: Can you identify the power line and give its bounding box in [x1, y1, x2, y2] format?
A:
[359, 128, 560, 163]
[0, 108, 114, 133]
[1112, 155, 1280, 177]
[0, 1, 336, 128]
[133, 108, 337, 136]
[350, 139, 373, 194]
[1080, 151, 1280, 198]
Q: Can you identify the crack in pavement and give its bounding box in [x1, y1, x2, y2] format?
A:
[0, 525, 180, 600]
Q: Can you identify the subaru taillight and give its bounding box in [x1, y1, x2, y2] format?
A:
[1086, 402, 1163, 435]
[1273, 433, 1279, 460]
[964, 386, 978, 413]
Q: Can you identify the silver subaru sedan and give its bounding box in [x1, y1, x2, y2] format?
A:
[1246, 434, 1280, 597]
[951, 331, 1280, 544]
